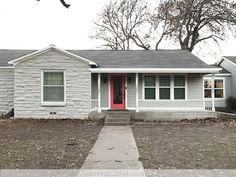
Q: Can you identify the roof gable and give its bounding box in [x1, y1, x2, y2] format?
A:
[221, 56, 236, 66]
[8, 45, 97, 66]
[217, 56, 236, 69]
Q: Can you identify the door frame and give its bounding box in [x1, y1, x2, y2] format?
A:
[109, 74, 126, 109]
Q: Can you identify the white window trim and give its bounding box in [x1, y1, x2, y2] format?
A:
[142, 74, 187, 101]
[203, 77, 225, 100]
[143, 75, 157, 100]
[41, 70, 66, 106]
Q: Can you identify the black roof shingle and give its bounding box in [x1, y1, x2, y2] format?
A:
[211, 64, 231, 74]
[69, 50, 213, 68]
[0, 49, 213, 69]
[0, 50, 35, 66]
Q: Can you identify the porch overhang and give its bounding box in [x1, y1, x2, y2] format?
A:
[89, 68, 221, 74]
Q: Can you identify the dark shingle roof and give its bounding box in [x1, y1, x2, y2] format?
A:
[0, 49, 213, 69]
[0, 50, 35, 66]
[223, 56, 236, 64]
[69, 50, 212, 68]
[211, 64, 231, 74]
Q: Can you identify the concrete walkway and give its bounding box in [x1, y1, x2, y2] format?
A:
[80, 126, 146, 177]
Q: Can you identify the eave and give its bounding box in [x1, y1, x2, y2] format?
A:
[89, 68, 222, 74]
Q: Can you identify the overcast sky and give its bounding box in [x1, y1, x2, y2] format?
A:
[0, 0, 236, 64]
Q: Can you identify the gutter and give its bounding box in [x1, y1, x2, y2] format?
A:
[89, 68, 222, 74]
[0, 66, 14, 69]
[205, 73, 232, 76]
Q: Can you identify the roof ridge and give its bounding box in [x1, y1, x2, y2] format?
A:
[0, 49, 36, 51]
[68, 49, 186, 51]
[0, 49, 189, 52]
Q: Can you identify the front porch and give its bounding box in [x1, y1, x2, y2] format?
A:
[91, 73, 216, 113]
[91, 99, 214, 112]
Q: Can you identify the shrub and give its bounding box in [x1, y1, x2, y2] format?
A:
[226, 97, 236, 112]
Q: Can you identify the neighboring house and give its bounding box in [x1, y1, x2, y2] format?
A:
[204, 56, 236, 110]
[0, 45, 232, 119]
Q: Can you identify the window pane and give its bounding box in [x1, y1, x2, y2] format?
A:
[44, 87, 64, 102]
[44, 72, 64, 86]
[160, 76, 170, 86]
[145, 88, 155, 99]
[204, 89, 211, 98]
[174, 88, 185, 99]
[215, 89, 223, 98]
[145, 76, 155, 86]
[113, 77, 123, 104]
[160, 88, 170, 99]
[215, 80, 223, 89]
[174, 76, 185, 86]
[204, 80, 211, 88]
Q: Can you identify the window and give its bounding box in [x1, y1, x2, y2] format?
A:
[144, 76, 156, 99]
[204, 79, 224, 98]
[215, 80, 224, 98]
[159, 76, 170, 99]
[42, 71, 65, 104]
[174, 75, 185, 99]
[204, 79, 212, 98]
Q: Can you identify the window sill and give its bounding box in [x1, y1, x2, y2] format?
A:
[143, 99, 187, 101]
[41, 102, 66, 107]
[205, 98, 225, 100]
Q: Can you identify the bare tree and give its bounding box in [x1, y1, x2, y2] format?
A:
[150, 0, 178, 50]
[91, 0, 151, 50]
[36, 0, 70, 8]
[152, 0, 236, 52]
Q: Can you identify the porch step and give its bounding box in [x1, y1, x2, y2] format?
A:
[105, 122, 130, 126]
[104, 112, 131, 126]
[105, 118, 130, 123]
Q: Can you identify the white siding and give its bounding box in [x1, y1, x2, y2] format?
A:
[215, 76, 231, 108]
[14, 49, 91, 119]
[91, 73, 109, 109]
[101, 74, 109, 108]
[0, 68, 14, 113]
[93, 73, 204, 110]
[225, 76, 232, 99]
[138, 74, 204, 110]
[127, 74, 136, 108]
[220, 59, 236, 97]
[188, 74, 203, 99]
[138, 74, 143, 99]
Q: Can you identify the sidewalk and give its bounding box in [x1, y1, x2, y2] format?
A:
[80, 126, 146, 177]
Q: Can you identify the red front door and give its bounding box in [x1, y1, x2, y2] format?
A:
[110, 75, 126, 109]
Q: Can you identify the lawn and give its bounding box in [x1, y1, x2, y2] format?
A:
[0, 119, 103, 169]
[132, 119, 236, 169]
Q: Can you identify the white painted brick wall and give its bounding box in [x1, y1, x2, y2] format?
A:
[14, 49, 91, 119]
[0, 68, 14, 113]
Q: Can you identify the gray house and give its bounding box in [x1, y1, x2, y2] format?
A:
[0, 45, 234, 119]
[203, 56, 236, 109]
